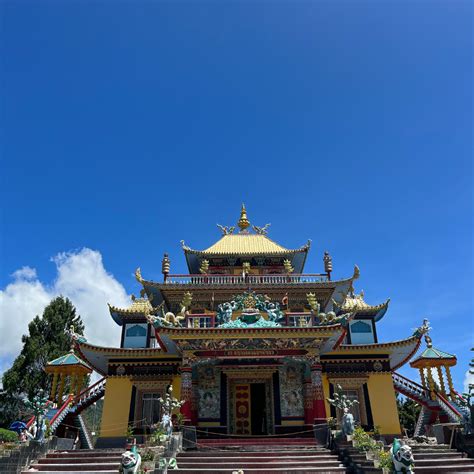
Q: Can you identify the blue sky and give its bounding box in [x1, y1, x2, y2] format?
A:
[1, 1, 472, 390]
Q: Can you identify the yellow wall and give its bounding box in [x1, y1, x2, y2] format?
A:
[367, 373, 401, 435]
[322, 374, 331, 416]
[100, 377, 133, 437]
[171, 374, 182, 401]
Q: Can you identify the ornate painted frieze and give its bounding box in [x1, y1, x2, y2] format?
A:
[279, 362, 305, 417]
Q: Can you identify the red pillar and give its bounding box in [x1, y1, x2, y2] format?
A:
[180, 366, 193, 424]
[310, 363, 327, 424]
[191, 377, 199, 425]
[303, 375, 314, 424]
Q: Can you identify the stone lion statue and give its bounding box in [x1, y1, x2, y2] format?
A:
[390, 438, 414, 474]
[121, 445, 141, 474]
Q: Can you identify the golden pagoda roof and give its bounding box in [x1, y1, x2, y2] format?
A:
[108, 295, 155, 325]
[193, 234, 309, 256]
[333, 288, 389, 321]
[181, 205, 311, 273]
[182, 204, 310, 257]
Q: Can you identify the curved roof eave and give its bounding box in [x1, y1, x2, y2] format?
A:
[74, 340, 171, 375]
[337, 332, 424, 370]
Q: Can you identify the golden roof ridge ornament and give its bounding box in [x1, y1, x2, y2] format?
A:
[217, 224, 235, 235]
[253, 223, 271, 235]
[237, 203, 250, 233]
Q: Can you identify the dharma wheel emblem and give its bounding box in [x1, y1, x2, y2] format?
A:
[116, 365, 126, 376]
[373, 361, 383, 372]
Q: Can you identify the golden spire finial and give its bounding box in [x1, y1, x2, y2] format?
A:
[237, 203, 250, 232]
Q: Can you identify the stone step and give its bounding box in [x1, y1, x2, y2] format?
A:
[414, 451, 465, 457]
[177, 460, 343, 469]
[46, 450, 122, 458]
[177, 455, 337, 462]
[414, 453, 466, 460]
[414, 466, 474, 473]
[409, 445, 450, 450]
[195, 445, 320, 451]
[179, 451, 333, 458]
[172, 469, 347, 473]
[414, 458, 474, 466]
[39, 457, 122, 464]
[27, 463, 120, 471]
[22, 472, 119, 474]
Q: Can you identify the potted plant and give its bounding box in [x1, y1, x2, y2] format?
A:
[378, 449, 394, 474]
[327, 417, 338, 433]
[140, 447, 156, 473]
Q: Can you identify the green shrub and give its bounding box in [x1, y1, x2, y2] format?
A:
[0, 428, 19, 443]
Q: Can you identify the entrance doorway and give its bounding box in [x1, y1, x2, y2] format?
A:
[229, 378, 274, 435]
[250, 383, 266, 435]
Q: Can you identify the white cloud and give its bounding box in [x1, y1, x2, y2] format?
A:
[0, 248, 129, 379]
[12, 266, 38, 280]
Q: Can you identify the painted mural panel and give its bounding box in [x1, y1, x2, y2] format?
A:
[197, 365, 221, 419]
[279, 362, 304, 417]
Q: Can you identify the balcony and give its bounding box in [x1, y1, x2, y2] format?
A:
[185, 312, 315, 329]
[163, 273, 329, 286]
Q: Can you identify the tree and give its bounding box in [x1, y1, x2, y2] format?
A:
[0, 296, 84, 427]
[397, 394, 421, 437]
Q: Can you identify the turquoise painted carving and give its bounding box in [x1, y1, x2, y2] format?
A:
[216, 291, 284, 327]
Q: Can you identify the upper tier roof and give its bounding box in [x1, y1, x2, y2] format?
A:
[333, 288, 390, 321]
[183, 234, 310, 256]
[182, 204, 311, 273]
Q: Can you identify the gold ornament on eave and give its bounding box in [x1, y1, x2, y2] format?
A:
[199, 259, 210, 274]
[242, 261, 251, 275]
[181, 292, 193, 310]
[283, 259, 294, 274]
[306, 293, 320, 314]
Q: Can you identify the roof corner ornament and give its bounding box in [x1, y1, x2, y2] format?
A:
[323, 251, 333, 280]
[217, 224, 235, 235]
[135, 267, 143, 283]
[66, 324, 87, 344]
[414, 318, 431, 338]
[237, 203, 251, 233]
[253, 223, 271, 235]
[353, 265, 360, 280]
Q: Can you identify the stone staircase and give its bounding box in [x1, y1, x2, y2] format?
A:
[21, 449, 122, 473]
[173, 437, 347, 473]
[340, 442, 474, 473]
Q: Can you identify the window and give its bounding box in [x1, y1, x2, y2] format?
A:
[142, 393, 161, 428]
[123, 323, 148, 348]
[349, 320, 375, 344]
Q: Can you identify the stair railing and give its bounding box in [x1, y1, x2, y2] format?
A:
[435, 392, 462, 423]
[74, 377, 106, 407]
[50, 394, 74, 431]
[392, 372, 430, 401]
